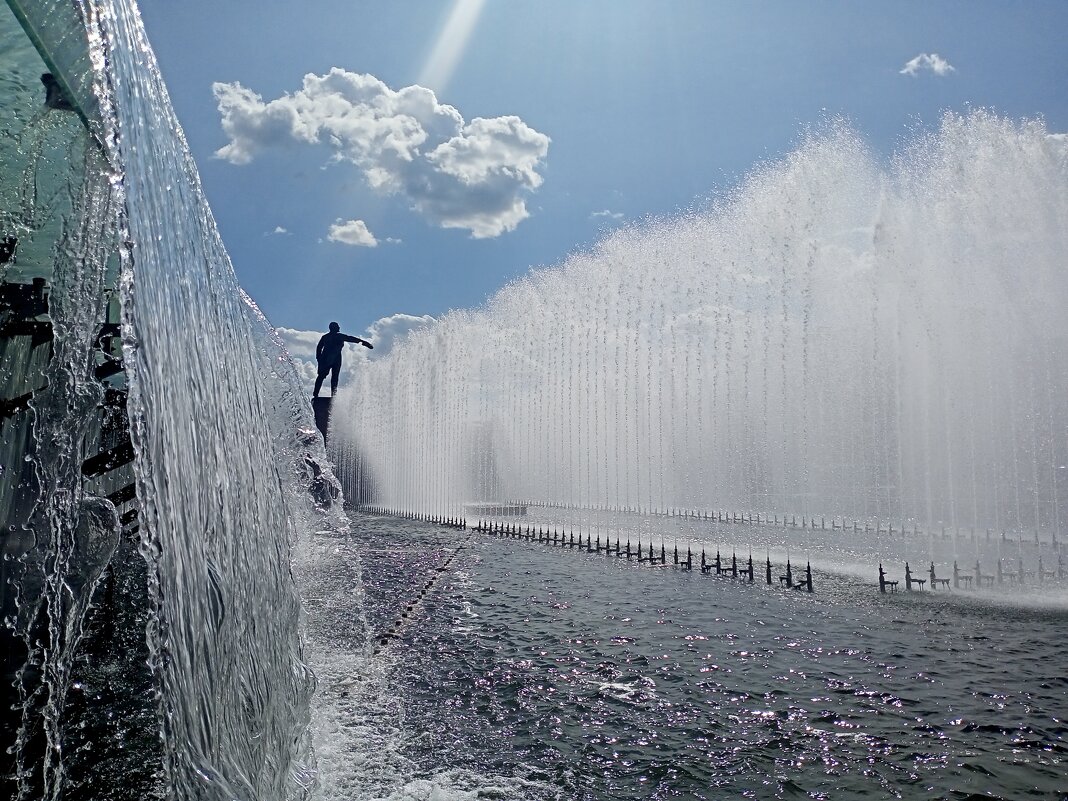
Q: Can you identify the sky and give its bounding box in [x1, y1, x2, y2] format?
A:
[135, 0, 1068, 379]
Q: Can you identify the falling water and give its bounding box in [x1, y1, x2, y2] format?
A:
[332, 114, 1068, 549]
[3, 1, 345, 798]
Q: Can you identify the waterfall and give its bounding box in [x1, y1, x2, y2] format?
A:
[2, 1, 345, 798]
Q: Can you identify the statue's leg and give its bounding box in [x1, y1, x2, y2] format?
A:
[330, 362, 341, 395]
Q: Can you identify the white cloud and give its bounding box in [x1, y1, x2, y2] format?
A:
[290, 358, 319, 387]
[362, 312, 436, 359]
[264, 225, 290, 236]
[275, 327, 322, 387]
[213, 69, 550, 238]
[276, 327, 321, 360]
[591, 209, 624, 220]
[900, 53, 956, 77]
[327, 218, 378, 247]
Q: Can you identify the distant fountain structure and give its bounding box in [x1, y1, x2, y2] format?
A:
[331, 112, 1068, 545]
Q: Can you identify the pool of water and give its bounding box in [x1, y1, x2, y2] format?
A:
[314, 513, 1068, 800]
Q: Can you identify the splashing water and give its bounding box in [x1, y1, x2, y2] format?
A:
[331, 114, 1068, 549]
[5, 3, 1068, 798]
[3, 1, 350, 798]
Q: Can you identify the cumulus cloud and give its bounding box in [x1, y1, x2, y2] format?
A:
[327, 218, 378, 247]
[275, 327, 322, 386]
[900, 53, 956, 77]
[264, 225, 290, 236]
[213, 69, 550, 238]
[276, 327, 321, 359]
[591, 209, 624, 220]
[360, 313, 437, 360]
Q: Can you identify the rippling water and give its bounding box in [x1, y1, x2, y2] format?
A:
[346, 514, 1068, 800]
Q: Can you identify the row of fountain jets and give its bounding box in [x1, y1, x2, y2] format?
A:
[329, 113, 1068, 590]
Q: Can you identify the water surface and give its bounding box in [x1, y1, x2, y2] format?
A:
[350, 513, 1068, 800]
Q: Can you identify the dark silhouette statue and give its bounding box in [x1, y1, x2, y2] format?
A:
[313, 322, 372, 397]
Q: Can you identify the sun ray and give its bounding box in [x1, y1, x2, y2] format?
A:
[417, 0, 487, 93]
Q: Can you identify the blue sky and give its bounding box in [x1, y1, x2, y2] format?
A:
[137, 0, 1067, 350]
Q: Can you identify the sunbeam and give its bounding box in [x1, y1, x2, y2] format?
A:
[417, 0, 487, 93]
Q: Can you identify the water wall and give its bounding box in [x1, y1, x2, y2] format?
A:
[331, 114, 1068, 541]
[2, 2, 342, 799]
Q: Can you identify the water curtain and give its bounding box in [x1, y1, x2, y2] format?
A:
[2, 1, 341, 798]
[332, 115, 1068, 540]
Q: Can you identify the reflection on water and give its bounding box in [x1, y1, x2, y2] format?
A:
[350, 514, 1067, 800]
